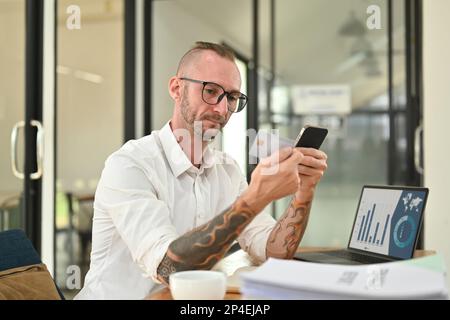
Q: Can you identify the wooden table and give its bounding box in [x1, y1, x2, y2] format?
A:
[146, 247, 436, 300]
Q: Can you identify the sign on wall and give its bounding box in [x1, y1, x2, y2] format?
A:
[291, 85, 352, 115]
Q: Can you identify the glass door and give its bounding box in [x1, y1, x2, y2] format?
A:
[54, 0, 124, 298]
[0, 0, 26, 233]
[1, 0, 56, 272]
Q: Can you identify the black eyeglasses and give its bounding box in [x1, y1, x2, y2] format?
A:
[179, 77, 248, 113]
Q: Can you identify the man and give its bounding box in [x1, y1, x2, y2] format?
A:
[76, 42, 327, 299]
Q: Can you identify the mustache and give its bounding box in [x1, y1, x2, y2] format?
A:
[200, 114, 226, 125]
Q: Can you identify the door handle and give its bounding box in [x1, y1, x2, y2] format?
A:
[30, 120, 44, 180]
[10, 120, 44, 180]
[414, 123, 424, 175]
[10, 121, 25, 179]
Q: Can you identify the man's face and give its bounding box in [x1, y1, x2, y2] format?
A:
[178, 51, 241, 140]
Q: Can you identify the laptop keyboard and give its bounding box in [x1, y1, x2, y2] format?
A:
[326, 250, 389, 264]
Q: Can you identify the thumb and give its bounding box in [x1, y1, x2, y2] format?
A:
[261, 147, 293, 166]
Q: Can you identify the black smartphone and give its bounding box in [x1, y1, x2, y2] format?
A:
[294, 125, 328, 150]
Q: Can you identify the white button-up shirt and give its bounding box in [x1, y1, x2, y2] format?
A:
[75, 121, 276, 300]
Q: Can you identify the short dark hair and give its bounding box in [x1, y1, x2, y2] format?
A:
[176, 41, 236, 75]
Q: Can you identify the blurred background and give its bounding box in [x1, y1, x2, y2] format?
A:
[0, 0, 448, 298]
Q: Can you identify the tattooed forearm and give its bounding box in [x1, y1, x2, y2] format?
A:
[266, 196, 312, 259]
[157, 198, 257, 285]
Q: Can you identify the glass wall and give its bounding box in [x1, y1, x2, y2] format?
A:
[260, 0, 408, 246]
[152, 0, 252, 176]
[0, 0, 25, 232]
[55, 0, 124, 298]
[152, 0, 411, 247]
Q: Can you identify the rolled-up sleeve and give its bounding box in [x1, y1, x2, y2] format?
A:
[96, 154, 178, 283]
[235, 175, 276, 263]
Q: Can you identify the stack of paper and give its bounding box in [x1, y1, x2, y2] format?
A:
[240, 255, 449, 299]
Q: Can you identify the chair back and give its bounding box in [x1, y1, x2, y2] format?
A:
[0, 229, 64, 299]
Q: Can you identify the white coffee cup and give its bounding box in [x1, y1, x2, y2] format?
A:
[169, 270, 227, 300]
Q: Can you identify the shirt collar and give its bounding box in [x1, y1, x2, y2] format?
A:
[159, 121, 216, 178]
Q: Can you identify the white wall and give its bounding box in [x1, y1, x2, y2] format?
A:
[423, 0, 450, 284]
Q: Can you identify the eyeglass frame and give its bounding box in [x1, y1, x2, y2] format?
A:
[179, 77, 248, 113]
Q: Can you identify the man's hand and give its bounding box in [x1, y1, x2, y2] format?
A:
[265, 148, 327, 260]
[241, 147, 304, 214]
[294, 148, 328, 204]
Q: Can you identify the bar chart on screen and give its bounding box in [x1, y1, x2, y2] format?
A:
[349, 188, 427, 258]
[355, 203, 391, 247]
[349, 188, 403, 255]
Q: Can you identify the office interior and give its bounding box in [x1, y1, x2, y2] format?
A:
[0, 0, 448, 299]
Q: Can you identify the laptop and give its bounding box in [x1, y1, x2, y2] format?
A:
[294, 185, 429, 265]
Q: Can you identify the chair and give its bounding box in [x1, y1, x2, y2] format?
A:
[0, 229, 64, 299]
[63, 192, 94, 284]
[0, 194, 22, 231]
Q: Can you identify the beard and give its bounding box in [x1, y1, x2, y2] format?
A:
[180, 88, 227, 141]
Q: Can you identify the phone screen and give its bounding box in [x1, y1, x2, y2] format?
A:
[294, 126, 328, 149]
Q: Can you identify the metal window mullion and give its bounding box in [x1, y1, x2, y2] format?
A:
[24, 0, 44, 252]
[124, 0, 136, 142]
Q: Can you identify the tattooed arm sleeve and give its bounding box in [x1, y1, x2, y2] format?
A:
[156, 197, 257, 285]
[265, 196, 312, 259]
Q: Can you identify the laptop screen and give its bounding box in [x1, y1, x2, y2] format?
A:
[348, 186, 428, 259]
